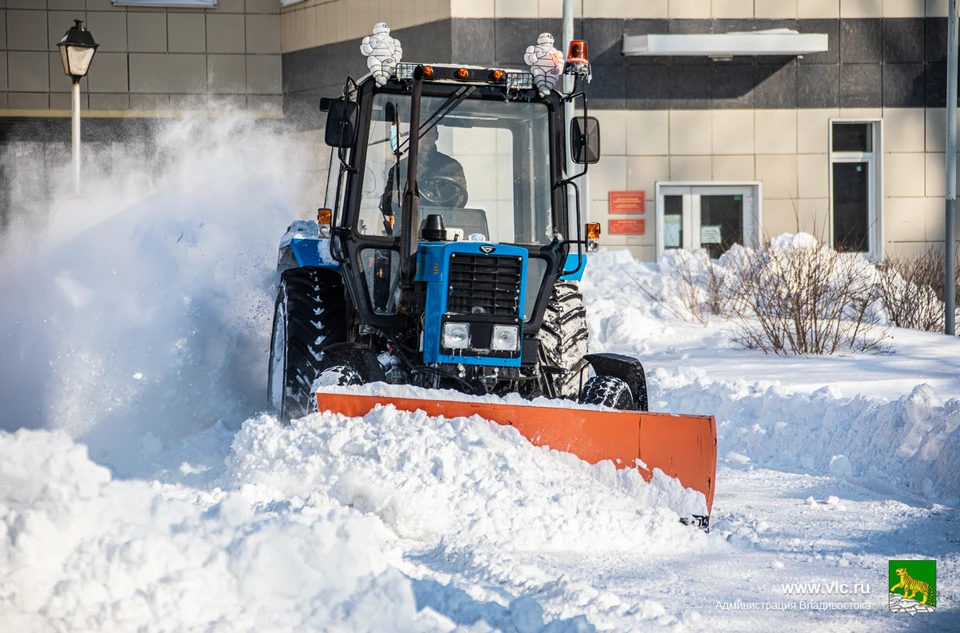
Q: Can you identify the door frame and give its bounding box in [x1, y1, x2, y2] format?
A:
[654, 181, 763, 259]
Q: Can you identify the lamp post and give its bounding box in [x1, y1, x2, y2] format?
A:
[57, 20, 98, 195]
[946, 0, 959, 335]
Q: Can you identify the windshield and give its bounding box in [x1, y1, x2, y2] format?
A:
[358, 92, 555, 246]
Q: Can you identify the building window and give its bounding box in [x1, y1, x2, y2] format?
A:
[655, 183, 761, 259]
[830, 120, 882, 259]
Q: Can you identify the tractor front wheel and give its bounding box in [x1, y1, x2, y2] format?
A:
[537, 280, 589, 399]
[268, 267, 347, 422]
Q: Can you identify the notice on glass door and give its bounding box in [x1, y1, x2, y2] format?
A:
[700, 225, 722, 244]
[664, 215, 682, 247]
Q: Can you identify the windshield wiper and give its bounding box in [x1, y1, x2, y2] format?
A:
[369, 86, 478, 151]
[395, 86, 476, 156]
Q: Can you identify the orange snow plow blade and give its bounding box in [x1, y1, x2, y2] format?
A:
[316, 393, 717, 514]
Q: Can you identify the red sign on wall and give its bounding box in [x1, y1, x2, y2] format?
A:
[609, 190, 646, 214]
[609, 219, 646, 235]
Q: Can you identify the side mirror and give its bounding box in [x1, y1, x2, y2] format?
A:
[571, 116, 600, 164]
[324, 99, 359, 147]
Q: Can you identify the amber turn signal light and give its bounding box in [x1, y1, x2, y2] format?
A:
[567, 40, 589, 64]
[423, 65, 434, 77]
[317, 208, 332, 224]
[457, 67, 469, 79]
[586, 222, 601, 239]
[491, 69, 504, 81]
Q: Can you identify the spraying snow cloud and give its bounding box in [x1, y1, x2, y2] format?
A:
[0, 115, 310, 475]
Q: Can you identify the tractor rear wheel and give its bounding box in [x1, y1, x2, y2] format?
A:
[537, 280, 589, 399]
[268, 267, 347, 422]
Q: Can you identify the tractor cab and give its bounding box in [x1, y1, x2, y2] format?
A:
[316, 51, 600, 378]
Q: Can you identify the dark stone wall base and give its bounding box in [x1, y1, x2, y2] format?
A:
[282, 16, 949, 128]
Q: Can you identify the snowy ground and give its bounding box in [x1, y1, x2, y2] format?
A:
[0, 119, 956, 631]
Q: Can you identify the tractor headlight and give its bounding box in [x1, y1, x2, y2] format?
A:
[491, 325, 519, 351]
[442, 322, 470, 349]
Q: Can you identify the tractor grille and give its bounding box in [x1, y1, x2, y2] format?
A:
[447, 254, 522, 317]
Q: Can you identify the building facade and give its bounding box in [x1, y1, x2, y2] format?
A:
[1, 0, 953, 262]
[1, 0, 282, 114]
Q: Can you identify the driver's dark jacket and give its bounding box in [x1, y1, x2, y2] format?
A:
[381, 149, 468, 212]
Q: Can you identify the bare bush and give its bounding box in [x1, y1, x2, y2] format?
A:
[878, 249, 960, 332]
[614, 258, 700, 324]
[664, 251, 711, 325]
[634, 236, 892, 355]
[665, 250, 744, 323]
[720, 240, 889, 355]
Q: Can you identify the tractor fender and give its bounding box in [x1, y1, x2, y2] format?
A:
[583, 353, 648, 412]
[558, 253, 587, 282]
[278, 220, 341, 273]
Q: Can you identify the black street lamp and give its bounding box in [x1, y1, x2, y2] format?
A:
[57, 20, 98, 194]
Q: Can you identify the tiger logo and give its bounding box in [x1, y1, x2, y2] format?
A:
[891, 567, 934, 605]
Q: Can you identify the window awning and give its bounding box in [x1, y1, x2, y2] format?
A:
[622, 29, 828, 57]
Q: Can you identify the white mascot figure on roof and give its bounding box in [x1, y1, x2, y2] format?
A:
[524, 33, 565, 97]
[361, 22, 403, 87]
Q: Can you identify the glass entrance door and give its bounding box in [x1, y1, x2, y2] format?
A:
[657, 185, 757, 259]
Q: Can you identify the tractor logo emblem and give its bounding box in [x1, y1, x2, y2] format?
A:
[889, 560, 936, 615]
[479, 245, 496, 254]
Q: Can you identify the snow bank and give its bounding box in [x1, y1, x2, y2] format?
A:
[649, 369, 960, 503]
[1, 413, 701, 632]
[0, 428, 441, 633]
[228, 406, 711, 548]
[583, 249, 960, 503]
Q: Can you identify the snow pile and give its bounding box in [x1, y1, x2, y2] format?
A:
[0, 409, 704, 632]
[585, 249, 960, 503]
[0, 429, 442, 633]
[648, 365, 960, 503]
[228, 406, 711, 547]
[0, 116, 304, 474]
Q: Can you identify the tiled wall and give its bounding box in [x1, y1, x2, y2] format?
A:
[451, 0, 947, 19]
[0, 0, 282, 113]
[280, 0, 451, 52]
[590, 106, 947, 261]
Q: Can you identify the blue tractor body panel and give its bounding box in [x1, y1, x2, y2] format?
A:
[416, 241, 527, 367]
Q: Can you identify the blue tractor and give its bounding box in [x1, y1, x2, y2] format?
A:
[267, 37, 649, 422]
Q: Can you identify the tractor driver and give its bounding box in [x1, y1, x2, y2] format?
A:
[380, 124, 468, 217]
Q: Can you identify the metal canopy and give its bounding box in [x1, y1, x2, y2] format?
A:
[622, 29, 829, 57]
